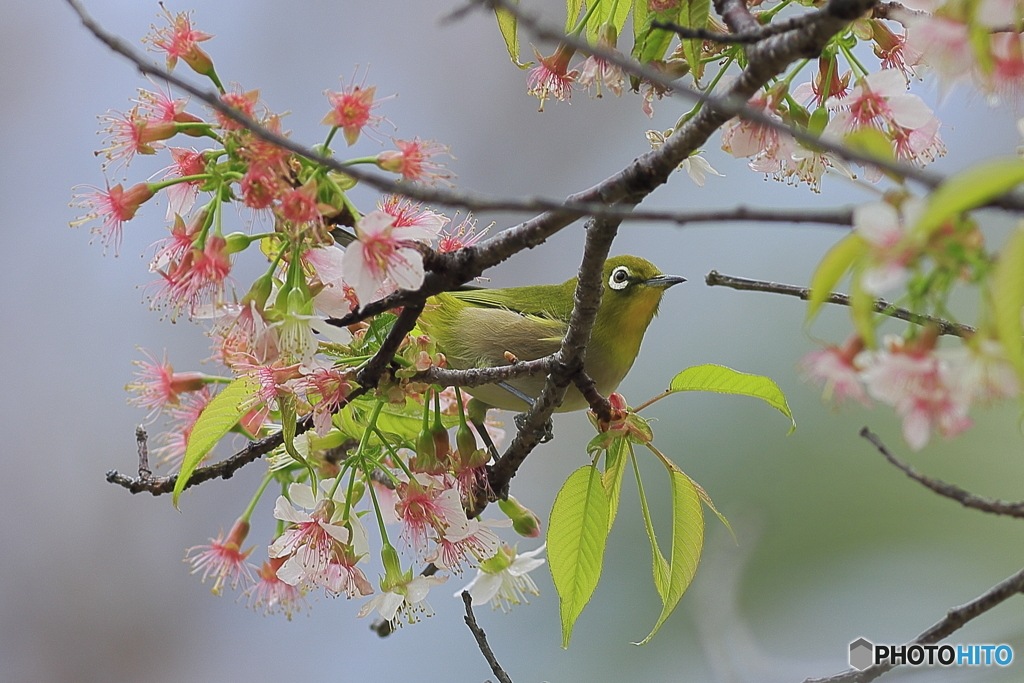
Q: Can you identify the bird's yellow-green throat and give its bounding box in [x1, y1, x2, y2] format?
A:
[417, 255, 685, 413]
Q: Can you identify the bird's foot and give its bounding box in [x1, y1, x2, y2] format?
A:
[514, 412, 554, 443]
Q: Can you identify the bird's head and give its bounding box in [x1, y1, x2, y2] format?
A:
[601, 255, 685, 307]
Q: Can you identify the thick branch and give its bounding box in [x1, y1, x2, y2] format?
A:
[861, 428, 1024, 518]
[461, 592, 515, 683]
[411, 357, 556, 388]
[488, 216, 622, 497]
[705, 270, 974, 337]
[803, 563, 1024, 683]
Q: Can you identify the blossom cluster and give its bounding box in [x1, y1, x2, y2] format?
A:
[75, 6, 543, 625]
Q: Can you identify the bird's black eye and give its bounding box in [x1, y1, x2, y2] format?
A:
[609, 266, 631, 291]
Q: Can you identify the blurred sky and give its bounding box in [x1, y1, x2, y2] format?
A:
[3, 1, 1024, 682]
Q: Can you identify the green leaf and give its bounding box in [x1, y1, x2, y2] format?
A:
[993, 223, 1024, 378]
[567, 0, 585, 32]
[680, 0, 712, 83]
[602, 436, 631, 531]
[914, 158, 1024, 238]
[631, 448, 670, 600]
[173, 375, 259, 507]
[667, 364, 795, 433]
[807, 232, 868, 323]
[636, 460, 704, 645]
[548, 465, 611, 648]
[849, 266, 876, 349]
[843, 127, 899, 182]
[494, 1, 529, 69]
[585, 0, 634, 40]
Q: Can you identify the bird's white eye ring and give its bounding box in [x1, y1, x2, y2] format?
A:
[609, 266, 630, 290]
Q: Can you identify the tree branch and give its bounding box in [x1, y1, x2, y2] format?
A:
[860, 427, 1024, 518]
[411, 357, 556, 388]
[461, 592, 515, 683]
[705, 270, 974, 337]
[653, 12, 820, 44]
[803, 562, 1024, 683]
[488, 215, 622, 498]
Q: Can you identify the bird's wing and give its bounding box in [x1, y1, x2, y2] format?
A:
[442, 305, 567, 368]
[446, 283, 574, 320]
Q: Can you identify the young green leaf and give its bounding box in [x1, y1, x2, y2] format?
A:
[494, 1, 530, 68]
[680, 0, 712, 83]
[636, 460, 704, 645]
[667, 364, 796, 432]
[631, 448, 670, 600]
[173, 375, 259, 507]
[548, 465, 611, 648]
[602, 436, 631, 532]
[849, 266, 876, 349]
[913, 158, 1024, 238]
[566, 0, 585, 31]
[993, 222, 1024, 378]
[807, 232, 867, 323]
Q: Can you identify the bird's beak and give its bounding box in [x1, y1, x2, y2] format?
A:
[643, 274, 687, 289]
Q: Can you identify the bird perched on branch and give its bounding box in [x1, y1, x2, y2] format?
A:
[419, 255, 685, 423]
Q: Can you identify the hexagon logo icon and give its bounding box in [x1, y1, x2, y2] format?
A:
[849, 638, 873, 670]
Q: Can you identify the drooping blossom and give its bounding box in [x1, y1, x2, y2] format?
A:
[798, 337, 870, 407]
[905, 15, 974, 89]
[96, 105, 177, 169]
[357, 574, 448, 624]
[162, 147, 206, 219]
[71, 182, 155, 255]
[216, 89, 260, 131]
[322, 71, 390, 146]
[427, 517, 509, 573]
[527, 45, 579, 111]
[277, 179, 323, 225]
[576, 25, 625, 99]
[299, 364, 354, 436]
[989, 32, 1024, 100]
[457, 543, 546, 612]
[946, 339, 1019, 405]
[209, 300, 279, 368]
[185, 518, 256, 595]
[151, 233, 233, 318]
[721, 91, 787, 173]
[377, 137, 454, 184]
[679, 154, 724, 187]
[854, 196, 925, 295]
[306, 245, 359, 318]
[144, 5, 214, 74]
[126, 348, 207, 418]
[857, 335, 973, 450]
[245, 557, 308, 619]
[342, 210, 435, 305]
[791, 55, 851, 108]
[269, 482, 351, 586]
[394, 474, 470, 553]
[320, 552, 375, 599]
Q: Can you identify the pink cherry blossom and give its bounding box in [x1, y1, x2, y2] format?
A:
[245, 557, 308, 619]
[144, 5, 214, 75]
[162, 147, 205, 220]
[853, 196, 924, 294]
[185, 518, 256, 595]
[427, 517, 510, 573]
[269, 484, 352, 586]
[438, 214, 489, 252]
[321, 70, 391, 146]
[151, 386, 212, 469]
[377, 138, 453, 184]
[342, 210, 435, 305]
[71, 182, 155, 255]
[377, 195, 449, 233]
[858, 337, 973, 450]
[394, 474, 469, 554]
[126, 348, 207, 418]
[527, 45, 579, 111]
[905, 15, 974, 88]
[798, 338, 870, 407]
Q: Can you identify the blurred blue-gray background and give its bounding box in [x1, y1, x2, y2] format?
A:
[3, 1, 1024, 681]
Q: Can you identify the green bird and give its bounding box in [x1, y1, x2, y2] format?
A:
[419, 255, 685, 418]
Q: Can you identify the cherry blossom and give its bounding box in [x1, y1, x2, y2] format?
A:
[71, 182, 155, 254]
[377, 195, 449, 233]
[858, 336, 973, 450]
[854, 196, 925, 295]
[152, 386, 213, 469]
[394, 474, 469, 553]
[185, 518, 256, 595]
[527, 45, 579, 111]
[245, 557, 308, 619]
[427, 517, 510, 572]
[342, 210, 435, 305]
[798, 338, 870, 407]
[357, 574, 448, 624]
[97, 105, 177, 168]
[126, 348, 207, 417]
[144, 5, 214, 74]
[377, 138, 453, 184]
[322, 72, 390, 146]
[269, 482, 352, 586]
[457, 543, 546, 612]
[162, 148, 205, 219]
[437, 214, 489, 252]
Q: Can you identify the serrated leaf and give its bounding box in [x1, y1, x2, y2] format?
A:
[548, 465, 611, 648]
[807, 232, 868, 322]
[585, 0, 634, 40]
[631, 448, 670, 600]
[567, 0, 585, 32]
[691, 477, 734, 541]
[914, 158, 1024, 238]
[636, 462, 704, 645]
[667, 364, 795, 433]
[993, 223, 1024, 378]
[173, 375, 259, 507]
[602, 436, 631, 531]
[681, 0, 712, 83]
[494, 1, 529, 68]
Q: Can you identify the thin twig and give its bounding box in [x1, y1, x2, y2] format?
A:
[572, 370, 614, 423]
[461, 592, 515, 683]
[803, 562, 1024, 683]
[106, 414, 317, 495]
[860, 427, 1024, 518]
[705, 270, 975, 337]
[653, 12, 819, 44]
